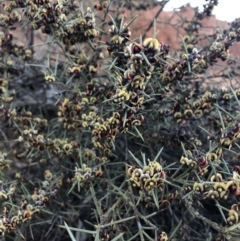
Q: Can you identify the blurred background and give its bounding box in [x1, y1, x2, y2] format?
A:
[164, 0, 239, 22]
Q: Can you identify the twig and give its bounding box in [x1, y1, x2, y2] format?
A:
[142, 2, 168, 40]
[128, 184, 158, 241]
[177, 187, 240, 241]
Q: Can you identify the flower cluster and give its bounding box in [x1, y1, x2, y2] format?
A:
[7, 1, 99, 45]
[0, 169, 62, 236]
[127, 160, 166, 192]
[17, 129, 79, 158]
[208, 122, 240, 148]
[159, 232, 168, 241]
[180, 149, 223, 175]
[0, 152, 12, 170]
[70, 163, 103, 187]
[94, 0, 109, 11]
[0, 30, 32, 61]
[227, 203, 240, 227]
[57, 95, 98, 130]
[2, 109, 48, 129]
[193, 171, 240, 201]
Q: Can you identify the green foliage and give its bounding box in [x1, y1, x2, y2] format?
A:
[0, 0, 240, 240]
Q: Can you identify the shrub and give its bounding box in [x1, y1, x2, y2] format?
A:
[0, 0, 240, 240]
